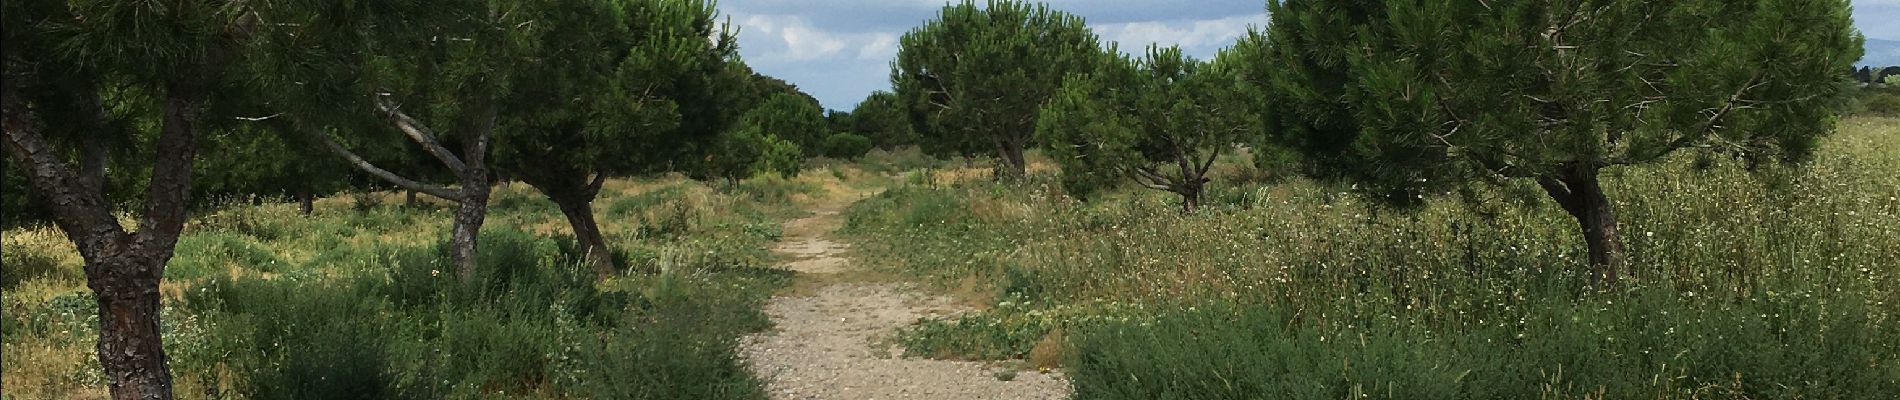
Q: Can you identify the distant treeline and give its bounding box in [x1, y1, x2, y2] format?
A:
[1852, 66, 1900, 84]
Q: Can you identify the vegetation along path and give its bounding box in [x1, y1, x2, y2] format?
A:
[741, 192, 1068, 400]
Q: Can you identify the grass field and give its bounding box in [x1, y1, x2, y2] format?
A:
[3, 118, 1896, 399]
[840, 117, 1900, 399]
[1, 174, 834, 399]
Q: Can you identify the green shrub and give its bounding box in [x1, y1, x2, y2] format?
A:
[821, 133, 874, 159]
[729, 175, 820, 205]
[857, 146, 946, 174]
[170, 220, 782, 399]
[899, 301, 1058, 360]
[1068, 289, 1900, 400]
[7, 292, 99, 341]
[185, 278, 400, 399]
[845, 119, 1900, 397]
[636, 200, 696, 240]
[1862, 92, 1900, 116]
[576, 273, 772, 399]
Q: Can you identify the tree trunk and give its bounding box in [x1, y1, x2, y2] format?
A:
[1178, 174, 1208, 213]
[1539, 166, 1626, 288]
[1179, 187, 1201, 213]
[449, 182, 490, 282]
[5, 73, 203, 400]
[553, 194, 615, 280]
[88, 254, 174, 400]
[325, 99, 495, 282]
[523, 171, 616, 281]
[297, 190, 314, 215]
[993, 137, 1027, 179]
[406, 189, 418, 208]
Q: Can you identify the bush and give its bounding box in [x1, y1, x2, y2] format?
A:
[575, 273, 771, 399]
[1862, 92, 1900, 116]
[176, 225, 771, 399]
[898, 299, 1059, 360]
[845, 119, 1900, 398]
[1068, 290, 1900, 400]
[857, 146, 945, 174]
[821, 133, 874, 159]
[187, 278, 400, 399]
[729, 175, 820, 205]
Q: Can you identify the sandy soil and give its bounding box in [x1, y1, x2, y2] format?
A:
[740, 203, 1070, 400]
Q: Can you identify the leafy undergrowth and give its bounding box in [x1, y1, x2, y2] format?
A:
[844, 118, 1900, 398]
[2, 175, 805, 399]
[1069, 293, 1898, 399]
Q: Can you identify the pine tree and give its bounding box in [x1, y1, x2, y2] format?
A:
[3, 1, 261, 397]
[1256, 0, 1863, 288]
[494, 0, 739, 280]
[893, 0, 1104, 177]
[849, 91, 920, 150]
[1039, 46, 1258, 211]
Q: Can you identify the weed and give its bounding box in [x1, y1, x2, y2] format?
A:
[4, 176, 797, 399]
[844, 117, 1900, 398]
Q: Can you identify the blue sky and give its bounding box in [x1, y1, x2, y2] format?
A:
[718, 0, 1900, 110]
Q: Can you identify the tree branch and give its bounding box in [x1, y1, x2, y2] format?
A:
[585, 171, 609, 198]
[133, 83, 209, 254]
[1617, 73, 1765, 165]
[375, 96, 470, 173]
[1131, 166, 1178, 191]
[307, 126, 463, 200]
[2, 82, 132, 263]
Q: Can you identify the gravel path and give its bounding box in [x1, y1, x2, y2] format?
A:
[741, 205, 1070, 400]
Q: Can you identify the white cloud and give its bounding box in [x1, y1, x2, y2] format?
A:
[735, 14, 898, 62]
[857, 33, 901, 62]
[1093, 13, 1266, 58]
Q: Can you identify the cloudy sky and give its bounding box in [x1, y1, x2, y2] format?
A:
[719, 0, 1900, 110]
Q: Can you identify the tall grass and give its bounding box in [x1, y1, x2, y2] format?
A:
[842, 117, 1900, 398]
[2, 176, 794, 399]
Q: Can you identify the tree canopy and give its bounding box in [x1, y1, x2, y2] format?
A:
[1038, 46, 1258, 211]
[1256, 0, 1863, 286]
[892, 0, 1104, 177]
[848, 91, 919, 150]
[736, 92, 828, 156]
[493, 0, 740, 279]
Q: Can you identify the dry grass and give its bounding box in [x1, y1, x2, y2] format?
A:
[1, 173, 808, 399]
[841, 117, 1900, 398]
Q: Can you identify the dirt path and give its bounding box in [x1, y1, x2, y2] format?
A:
[741, 197, 1070, 400]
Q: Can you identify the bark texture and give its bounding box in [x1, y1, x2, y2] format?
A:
[91, 255, 175, 400]
[1539, 164, 1627, 288]
[554, 194, 614, 280]
[3, 75, 204, 400]
[527, 172, 615, 281]
[449, 182, 490, 280]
